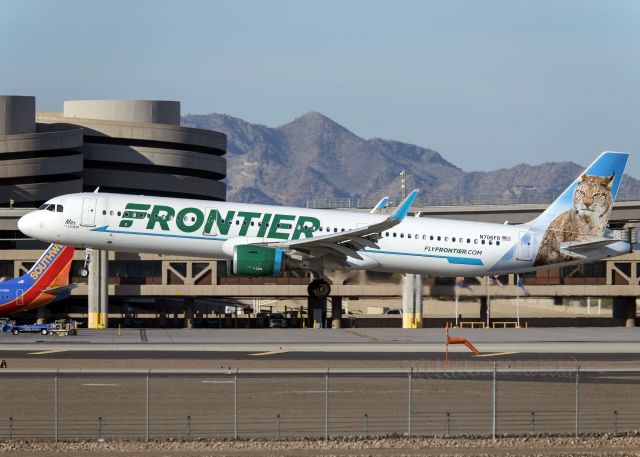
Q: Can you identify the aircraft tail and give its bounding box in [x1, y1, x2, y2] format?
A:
[527, 151, 629, 233]
[27, 243, 75, 287]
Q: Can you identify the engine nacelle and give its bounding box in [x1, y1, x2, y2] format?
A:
[232, 245, 288, 277]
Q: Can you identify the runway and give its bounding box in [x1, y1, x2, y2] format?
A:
[1, 327, 640, 370]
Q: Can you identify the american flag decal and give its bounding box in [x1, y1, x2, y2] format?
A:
[502, 235, 511, 241]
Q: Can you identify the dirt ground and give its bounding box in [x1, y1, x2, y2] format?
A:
[2, 435, 640, 457]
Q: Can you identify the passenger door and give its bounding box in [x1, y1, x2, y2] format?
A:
[516, 231, 533, 261]
[80, 198, 97, 227]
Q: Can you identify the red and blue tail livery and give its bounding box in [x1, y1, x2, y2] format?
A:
[0, 243, 76, 316]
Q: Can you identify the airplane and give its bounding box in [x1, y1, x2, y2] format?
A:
[17, 152, 632, 299]
[0, 242, 76, 316]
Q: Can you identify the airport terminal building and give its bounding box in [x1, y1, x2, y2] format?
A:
[1, 95, 639, 328]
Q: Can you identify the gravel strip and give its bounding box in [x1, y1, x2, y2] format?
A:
[2, 434, 640, 456]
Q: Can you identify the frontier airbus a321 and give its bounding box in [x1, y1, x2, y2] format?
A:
[18, 152, 632, 299]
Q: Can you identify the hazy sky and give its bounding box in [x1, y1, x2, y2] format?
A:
[2, 0, 639, 177]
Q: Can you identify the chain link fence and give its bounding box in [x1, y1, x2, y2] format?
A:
[0, 367, 639, 441]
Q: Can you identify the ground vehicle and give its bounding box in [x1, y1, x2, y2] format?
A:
[11, 323, 51, 335]
[268, 313, 286, 328]
[384, 309, 403, 315]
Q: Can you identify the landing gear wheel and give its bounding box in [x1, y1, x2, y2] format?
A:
[79, 248, 93, 278]
[307, 279, 331, 299]
[79, 267, 89, 278]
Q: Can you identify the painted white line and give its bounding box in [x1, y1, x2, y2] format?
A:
[81, 383, 119, 387]
[28, 349, 66, 355]
[201, 380, 234, 384]
[475, 352, 519, 358]
[250, 350, 289, 356]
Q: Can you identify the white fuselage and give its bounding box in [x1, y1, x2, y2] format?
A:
[17, 192, 624, 277]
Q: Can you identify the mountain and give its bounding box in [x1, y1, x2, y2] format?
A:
[182, 112, 640, 206]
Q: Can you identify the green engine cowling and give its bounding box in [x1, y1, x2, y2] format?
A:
[232, 245, 286, 277]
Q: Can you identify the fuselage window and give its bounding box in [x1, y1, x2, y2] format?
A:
[117, 211, 121, 216]
[251, 221, 255, 226]
[444, 237, 448, 242]
[236, 220, 240, 225]
[430, 236, 434, 241]
[437, 236, 441, 241]
[400, 233, 405, 238]
[334, 228, 338, 232]
[110, 211, 114, 216]
[124, 212, 129, 217]
[393, 232, 397, 237]
[467, 238, 471, 243]
[422, 235, 426, 240]
[102, 210, 107, 215]
[407, 234, 411, 239]
[496, 240, 500, 246]
[452, 237, 456, 242]
[481, 239, 485, 245]
[474, 239, 478, 244]
[488, 240, 492, 245]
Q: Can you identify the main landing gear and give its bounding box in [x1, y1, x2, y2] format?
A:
[79, 248, 92, 278]
[307, 278, 331, 299]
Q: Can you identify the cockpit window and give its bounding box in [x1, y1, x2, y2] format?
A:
[45, 204, 55, 212]
[38, 204, 48, 210]
[56, 205, 63, 212]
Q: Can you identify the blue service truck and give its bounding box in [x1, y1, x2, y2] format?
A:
[1, 319, 77, 336]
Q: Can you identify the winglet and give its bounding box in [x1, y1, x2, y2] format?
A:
[390, 189, 420, 221]
[370, 196, 390, 214]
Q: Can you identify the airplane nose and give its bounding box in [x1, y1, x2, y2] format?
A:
[17, 212, 35, 237]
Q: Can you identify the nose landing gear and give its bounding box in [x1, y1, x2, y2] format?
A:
[79, 248, 92, 278]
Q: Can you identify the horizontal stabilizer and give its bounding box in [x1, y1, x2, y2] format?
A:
[42, 284, 78, 295]
[559, 239, 619, 257]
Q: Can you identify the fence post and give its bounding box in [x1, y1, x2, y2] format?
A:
[234, 368, 238, 440]
[187, 416, 191, 441]
[446, 412, 450, 436]
[408, 368, 413, 436]
[492, 362, 496, 440]
[530, 412, 535, 433]
[325, 368, 329, 442]
[145, 369, 150, 443]
[97, 416, 102, 441]
[613, 411, 618, 434]
[575, 366, 580, 437]
[9, 417, 12, 440]
[276, 414, 281, 439]
[54, 370, 59, 443]
[364, 414, 368, 439]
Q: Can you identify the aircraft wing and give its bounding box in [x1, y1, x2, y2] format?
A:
[42, 284, 78, 295]
[255, 190, 420, 260]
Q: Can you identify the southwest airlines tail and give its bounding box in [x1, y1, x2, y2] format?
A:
[0, 243, 76, 315]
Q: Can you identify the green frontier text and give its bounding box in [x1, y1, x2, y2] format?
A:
[119, 203, 320, 240]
